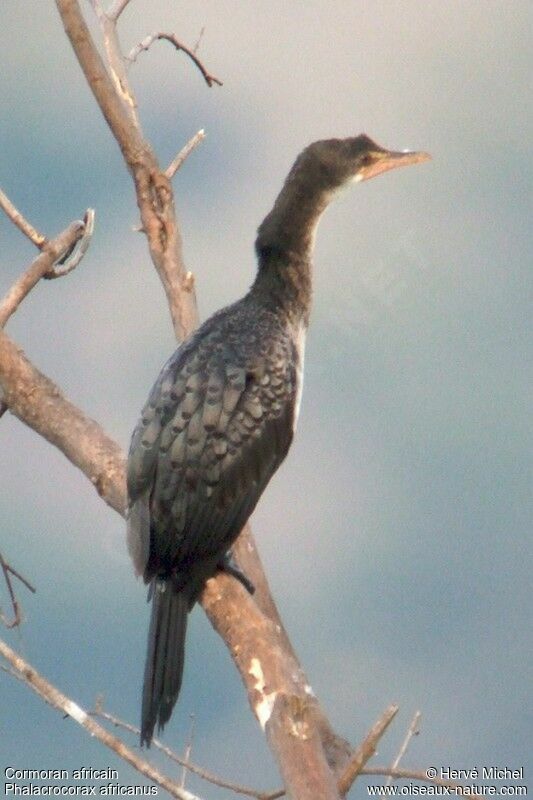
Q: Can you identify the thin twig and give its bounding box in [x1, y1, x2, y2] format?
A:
[0, 640, 203, 800]
[91, 700, 279, 800]
[192, 27, 205, 55]
[0, 550, 36, 627]
[0, 553, 22, 628]
[165, 130, 206, 179]
[180, 715, 196, 789]
[0, 552, 36, 630]
[107, 0, 132, 22]
[338, 704, 399, 795]
[127, 32, 223, 88]
[57, 0, 140, 156]
[386, 710, 421, 786]
[0, 216, 91, 328]
[1, 558, 36, 594]
[0, 188, 46, 248]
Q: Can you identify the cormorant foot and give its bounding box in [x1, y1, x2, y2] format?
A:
[218, 552, 255, 595]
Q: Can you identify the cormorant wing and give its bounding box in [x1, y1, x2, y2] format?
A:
[127, 322, 296, 586]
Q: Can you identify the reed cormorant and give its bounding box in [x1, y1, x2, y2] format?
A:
[127, 134, 430, 745]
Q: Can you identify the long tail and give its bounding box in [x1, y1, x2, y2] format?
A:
[141, 578, 189, 747]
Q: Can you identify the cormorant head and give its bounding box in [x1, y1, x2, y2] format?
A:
[255, 134, 430, 261]
[291, 134, 431, 193]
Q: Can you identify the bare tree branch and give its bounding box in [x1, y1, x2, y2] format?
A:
[0, 639, 204, 800]
[338, 704, 399, 795]
[0, 216, 91, 328]
[202, 575, 343, 799]
[56, 0, 198, 341]
[0, 330, 126, 514]
[57, 0, 138, 156]
[386, 710, 421, 786]
[166, 130, 206, 179]
[127, 33, 223, 88]
[0, 188, 46, 248]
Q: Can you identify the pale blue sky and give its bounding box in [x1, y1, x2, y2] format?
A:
[1, 2, 531, 796]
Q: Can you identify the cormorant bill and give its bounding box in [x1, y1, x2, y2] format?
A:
[127, 134, 430, 746]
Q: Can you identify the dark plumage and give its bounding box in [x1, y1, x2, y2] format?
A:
[127, 135, 430, 745]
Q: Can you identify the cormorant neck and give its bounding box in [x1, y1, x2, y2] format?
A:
[252, 165, 334, 326]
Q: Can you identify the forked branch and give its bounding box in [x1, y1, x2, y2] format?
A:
[0, 553, 36, 629]
[386, 710, 421, 786]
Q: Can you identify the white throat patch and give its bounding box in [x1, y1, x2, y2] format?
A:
[292, 322, 307, 432]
